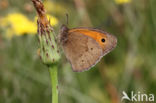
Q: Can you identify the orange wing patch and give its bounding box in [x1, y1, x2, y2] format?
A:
[69, 28, 107, 47]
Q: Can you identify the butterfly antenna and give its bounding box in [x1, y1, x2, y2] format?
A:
[66, 13, 69, 25]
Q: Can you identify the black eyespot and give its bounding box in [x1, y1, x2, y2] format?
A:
[101, 38, 105, 43]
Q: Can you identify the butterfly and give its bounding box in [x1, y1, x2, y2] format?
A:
[59, 24, 117, 72]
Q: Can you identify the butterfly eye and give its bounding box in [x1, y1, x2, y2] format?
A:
[101, 38, 105, 43]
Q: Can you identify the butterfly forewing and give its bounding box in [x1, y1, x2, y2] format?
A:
[62, 31, 103, 72]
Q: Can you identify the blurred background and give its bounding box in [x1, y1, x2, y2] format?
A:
[0, 0, 156, 103]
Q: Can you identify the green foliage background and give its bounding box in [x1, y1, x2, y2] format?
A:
[0, 0, 156, 103]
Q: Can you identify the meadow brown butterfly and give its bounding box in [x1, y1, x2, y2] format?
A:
[59, 24, 117, 72]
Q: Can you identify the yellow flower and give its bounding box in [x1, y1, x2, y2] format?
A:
[0, 13, 58, 39]
[47, 14, 58, 26]
[34, 14, 58, 26]
[115, 0, 131, 4]
[0, 13, 37, 38]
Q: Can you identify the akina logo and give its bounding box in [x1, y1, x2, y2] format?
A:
[121, 91, 154, 102]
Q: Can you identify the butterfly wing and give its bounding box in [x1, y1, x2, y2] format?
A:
[62, 31, 104, 72]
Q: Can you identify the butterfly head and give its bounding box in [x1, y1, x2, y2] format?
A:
[59, 24, 69, 44]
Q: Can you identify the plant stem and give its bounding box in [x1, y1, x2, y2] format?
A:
[49, 65, 58, 103]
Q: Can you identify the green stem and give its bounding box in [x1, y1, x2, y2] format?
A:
[49, 65, 58, 103]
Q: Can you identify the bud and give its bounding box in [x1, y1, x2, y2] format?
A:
[32, 0, 60, 64]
